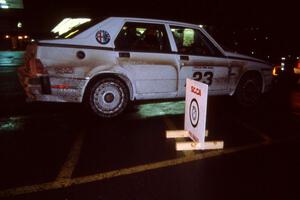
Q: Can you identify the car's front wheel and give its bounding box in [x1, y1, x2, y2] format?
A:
[87, 78, 129, 118]
[235, 72, 263, 107]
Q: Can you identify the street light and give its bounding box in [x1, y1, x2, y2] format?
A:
[17, 22, 22, 28]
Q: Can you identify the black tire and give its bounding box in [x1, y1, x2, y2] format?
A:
[86, 78, 129, 118]
[235, 73, 263, 108]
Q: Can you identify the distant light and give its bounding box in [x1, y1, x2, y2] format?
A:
[0, 4, 9, 9]
[17, 22, 22, 28]
[31, 39, 35, 42]
[267, 56, 270, 59]
[297, 57, 299, 60]
[251, 51, 255, 55]
[5, 35, 10, 39]
[273, 64, 282, 75]
[265, 36, 269, 40]
[199, 24, 203, 28]
[281, 57, 286, 60]
[272, 67, 279, 76]
[18, 36, 23, 40]
[254, 38, 257, 41]
[24, 35, 28, 39]
[281, 62, 285, 67]
[51, 18, 91, 36]
[297, 61, 300, 69]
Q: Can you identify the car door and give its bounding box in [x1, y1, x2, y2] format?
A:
[169, 25, 230, 97]
[114, 21, 178, 99]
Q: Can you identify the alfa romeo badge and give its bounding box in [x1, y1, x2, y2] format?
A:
[96, 30, 111, 45]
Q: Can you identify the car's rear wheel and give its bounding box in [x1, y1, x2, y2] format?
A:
[87, 78, 129, 118]
[235, 72, 263, 107]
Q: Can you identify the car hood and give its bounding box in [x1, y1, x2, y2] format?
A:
[224, 51, 268, 64]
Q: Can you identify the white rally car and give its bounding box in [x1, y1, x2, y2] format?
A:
[18, 17, 273, 117]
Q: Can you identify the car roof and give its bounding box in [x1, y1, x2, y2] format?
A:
[108, 17, 201, 29]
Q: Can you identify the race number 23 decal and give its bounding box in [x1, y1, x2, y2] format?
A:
[193, 71, 214, 85]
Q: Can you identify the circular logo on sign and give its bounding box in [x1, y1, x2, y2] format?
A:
[95, 30, 111, 45]
[189, 98, 199, 128]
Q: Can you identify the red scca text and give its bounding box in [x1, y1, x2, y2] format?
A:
[191, 86, 201, 96]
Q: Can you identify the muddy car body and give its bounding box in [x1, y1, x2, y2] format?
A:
[18, 17, 273, 117]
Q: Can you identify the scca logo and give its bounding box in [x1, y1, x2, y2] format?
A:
[191, 86, 201, 96]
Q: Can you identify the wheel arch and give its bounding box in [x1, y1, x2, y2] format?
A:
[82, 72, 134, 102]
[231, 70, 264, 96]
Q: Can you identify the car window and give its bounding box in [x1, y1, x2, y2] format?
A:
[115, 22, 171, 53]
[53, 18, 101, 39]
[170, 26, 221, 56]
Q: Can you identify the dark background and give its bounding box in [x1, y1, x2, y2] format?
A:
[20, 0, 298, 27]
[1, 0, 299, 62]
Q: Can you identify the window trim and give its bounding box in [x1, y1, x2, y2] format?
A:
[168, 24, 225, 57]
[114, 21, 172, 54]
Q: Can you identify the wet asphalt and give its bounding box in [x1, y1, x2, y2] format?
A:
[0, 67, 300, 200]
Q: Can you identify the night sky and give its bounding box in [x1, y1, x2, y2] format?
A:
[21, 0, 298, 27]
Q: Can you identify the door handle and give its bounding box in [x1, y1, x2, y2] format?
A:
[180, 55, 189, 61]
[119, 52, 130, 58]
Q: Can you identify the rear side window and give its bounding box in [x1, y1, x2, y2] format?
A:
[115, 22, 171, 53]
[170, 26, 222, 57]
[54, 19, 100, 39]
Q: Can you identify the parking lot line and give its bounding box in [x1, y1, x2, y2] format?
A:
[0, 141, 269, 198]
[56, 130, 85, 182]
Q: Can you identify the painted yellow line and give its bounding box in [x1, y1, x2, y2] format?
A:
[56, 130, 85, 181]
[0, 141, 268, 198]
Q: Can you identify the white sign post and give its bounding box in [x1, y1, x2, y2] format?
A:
[166, 79, 224, 151]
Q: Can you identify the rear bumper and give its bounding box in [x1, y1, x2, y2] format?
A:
[18, 66, 87, 103]
[17, 66, 51, 101]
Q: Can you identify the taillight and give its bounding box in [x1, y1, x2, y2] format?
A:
[29, 59, 47, 75]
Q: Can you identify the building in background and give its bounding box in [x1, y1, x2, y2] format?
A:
[0, 0, 29, 66]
